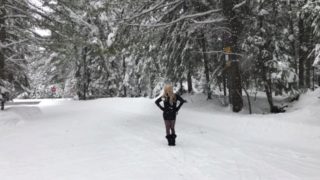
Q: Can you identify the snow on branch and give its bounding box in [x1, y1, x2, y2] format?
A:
[4, 54, 25, 63]
[0, 39, 28, 49]
[233, 0, 246, 10]
[193, 50, 244, 57]
[4, 4, 29, 16]
[192, 50, 224, 54]
[5, 3, 56, 26]
[191, 17, 226, 24]
[125, 0, 183, 21]
[314, 54, 320, 68]
[160, 8, 223, 25]
[124, 9, 222, 28]
[24, 0, 52, 14]
[1, 15, 28, 19]
[64, 6, 92, 27]
[313, 44, 320, 68]
[157, 1, 182, 23]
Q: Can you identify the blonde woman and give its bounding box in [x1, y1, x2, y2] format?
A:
[155, 85, 186, 146]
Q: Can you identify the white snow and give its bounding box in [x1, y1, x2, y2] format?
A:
[107, 32, 115, 47]
[287, 71, 296, 83]
[0, 86, 10, 94]
[288, 34, 295, 41]
[33, 28, 51, 37]
[1, 90, 320, 180]
[233, 1, 246, 10]
[258, 9, 269, 16]
[29, 0, 54, 13]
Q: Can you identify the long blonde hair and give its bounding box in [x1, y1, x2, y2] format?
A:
[162, 84, 176, 104]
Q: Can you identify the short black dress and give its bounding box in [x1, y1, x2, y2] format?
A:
[155, 94, 185, 121]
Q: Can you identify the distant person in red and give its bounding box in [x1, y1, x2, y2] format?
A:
[51, 86, 56, 93]
[155, 84, 186, 146]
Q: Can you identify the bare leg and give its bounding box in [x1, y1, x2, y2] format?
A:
[170, 120, 176, 135]
[164, 120, 177, 145]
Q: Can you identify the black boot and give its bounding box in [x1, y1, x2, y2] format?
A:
[166, 135, 171, 145]
[166, 135, 175, 146]
[171, 134, 177, 146]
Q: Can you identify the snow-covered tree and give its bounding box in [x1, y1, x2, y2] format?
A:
[29, 0, 126, 99]
[303, 0, 320, 87]
[0, 0, 34, 97]
[14, 0, 320, 112]
[123, 0, 229, 98]
[240, 0, 301, 111]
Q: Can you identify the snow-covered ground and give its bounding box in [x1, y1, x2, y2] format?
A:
[1, 90, 320, 180]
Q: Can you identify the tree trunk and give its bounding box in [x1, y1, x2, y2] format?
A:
[312, 67, 315, 90]
[178, 80, 184, 94]
[305, 25, 313, 89]
[223, 71, 227, 97]
[200, 32, 211, 99]
[257, 12, 274, 111]
[243, 85, 252, 114]
[289, 2, 298, 74]
[122, 55, 127, 97]
[222, 71, 228, 105]
[187, 62, 193, 93]
[298, 15, 306, 88]
[306, 54, 311, 88]
[222, 0, 243, 112]
[264, 72, 274, 111]
[260, 47, 274, 110]
[260, 50, 274, 110]
[82, 47, 88, 100]
[0, 1, 6, 80]
[228, 61, 243, 112]
[75, 47, 90, 100]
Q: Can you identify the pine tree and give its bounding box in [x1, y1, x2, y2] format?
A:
[302, 0, 320, 89]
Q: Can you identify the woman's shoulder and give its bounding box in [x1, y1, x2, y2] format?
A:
[155, 96, 163, 102]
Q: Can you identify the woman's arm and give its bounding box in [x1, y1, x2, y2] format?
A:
[155, 97, 165, 111]
[175, 95, 186, 112]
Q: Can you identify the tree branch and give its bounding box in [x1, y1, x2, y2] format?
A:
[124, 0, 183, 21]
[123, 9, 222, 28]
[191, 18, 226, 24]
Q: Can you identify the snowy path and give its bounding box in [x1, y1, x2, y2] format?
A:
[0, 97, 320, 180]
